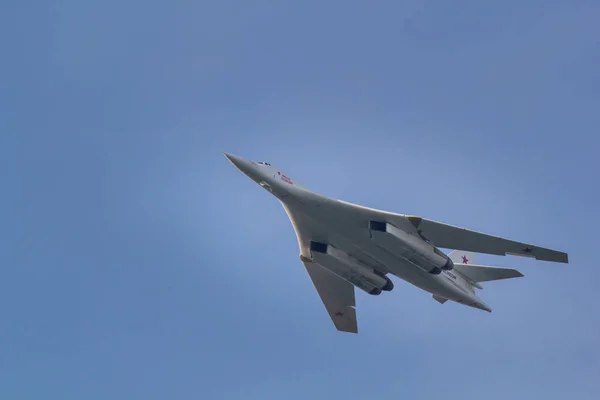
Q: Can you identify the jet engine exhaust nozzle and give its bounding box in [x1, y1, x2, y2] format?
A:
[441, 258, 454, 271]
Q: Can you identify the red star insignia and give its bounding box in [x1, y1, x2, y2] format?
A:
[462, 255, 469, 263]
[333, 311, 344, 317]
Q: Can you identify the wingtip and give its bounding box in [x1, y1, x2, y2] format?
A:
[516, 270, 525, 278]
[549, 252, 569, 264]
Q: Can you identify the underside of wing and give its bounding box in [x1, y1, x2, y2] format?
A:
[302, 259, 358, 333]
[408, 216, 568, 263]
[282, 204, 359, 333]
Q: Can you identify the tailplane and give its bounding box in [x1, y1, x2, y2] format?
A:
[453, 264, 524, 283]
[448, 250, 524, 286]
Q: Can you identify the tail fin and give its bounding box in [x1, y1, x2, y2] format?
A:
[453, 264, 524, 283]
[448, 250, 476, 265]
[448, 250, 523, 287]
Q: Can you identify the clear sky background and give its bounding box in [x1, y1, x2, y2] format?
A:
[2, 1, 599, 399]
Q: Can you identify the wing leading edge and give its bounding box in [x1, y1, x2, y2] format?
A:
[302, 259, 358, 333]
[282, 204, 359, 333]
[408, 216, 568, 263]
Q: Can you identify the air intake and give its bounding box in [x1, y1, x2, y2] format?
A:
[369, 221, 387, 232]
[309, 241, 328, 253]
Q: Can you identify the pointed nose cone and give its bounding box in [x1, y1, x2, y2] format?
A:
[475, 301, 492, 313]
[224, 153, 253, 176]
[224, 152, 239, 165]
[224, 152, 244, 168]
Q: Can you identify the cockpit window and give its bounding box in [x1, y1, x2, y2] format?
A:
[257, 161, 271, 166]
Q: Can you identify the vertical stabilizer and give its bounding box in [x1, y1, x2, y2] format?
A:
[448, 250, 482, 289]
[448, 250, 476, 265]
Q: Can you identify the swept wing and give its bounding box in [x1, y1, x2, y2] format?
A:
[407, 216, 568, 263]
[284, 205, 359, 333]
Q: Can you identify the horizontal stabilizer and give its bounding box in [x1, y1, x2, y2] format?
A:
[432, 295, 448, 304]
[454, 264, 524, 283]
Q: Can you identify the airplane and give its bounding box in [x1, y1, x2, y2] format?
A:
[224, 153, 569, 333]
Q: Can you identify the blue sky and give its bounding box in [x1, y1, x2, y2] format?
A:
[1, 0, 599, 398]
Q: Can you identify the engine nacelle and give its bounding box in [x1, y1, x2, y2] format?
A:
[369, 221, 454, 275]
[308, 241, 393, 295]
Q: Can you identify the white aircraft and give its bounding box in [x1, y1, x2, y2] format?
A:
[225, 153, 569, 333]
